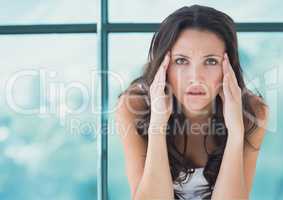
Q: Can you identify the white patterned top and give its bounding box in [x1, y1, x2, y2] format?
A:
[173, 168, 212, 199]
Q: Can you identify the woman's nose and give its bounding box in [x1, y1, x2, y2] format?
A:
[190, 65, 203, 81]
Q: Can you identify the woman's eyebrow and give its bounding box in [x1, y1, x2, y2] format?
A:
[203, 54, 222, 58]
[172, 53, 222, 58]
[172, 53, 189, 58]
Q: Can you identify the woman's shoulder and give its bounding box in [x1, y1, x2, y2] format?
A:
[244, 90, 269, 150]
[247, 91, 269, 120]
[117, 92, 148, 117]
[115, 82, 149, 122]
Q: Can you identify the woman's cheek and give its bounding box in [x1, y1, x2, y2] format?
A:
[167, 70, 179, 96]
[211, 77, 223, 96]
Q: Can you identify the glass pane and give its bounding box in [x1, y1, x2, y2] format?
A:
[109, 0, 283, 22]
[0, 34, 98, 200]
[0, 0, 98, 25]
[109, 32, 283, 200]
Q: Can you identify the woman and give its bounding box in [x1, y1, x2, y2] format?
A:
[115, 5, 269, 200]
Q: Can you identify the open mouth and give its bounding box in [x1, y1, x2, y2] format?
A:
[187, 91, 206, 95]
[186, 85, 207, 96]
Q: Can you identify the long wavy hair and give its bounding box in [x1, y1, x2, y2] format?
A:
[118, 5, 267, 199]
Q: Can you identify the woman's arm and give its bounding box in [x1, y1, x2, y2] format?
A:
[135, 123, 174, 200]
[134, 51, 174, 199]
[212, 53, 269, 199]
[115, 94, 147, 199]
[211, 105, 269, 200]
[115, 94, 174, 200]
[243, 104, 269, 193]
[211, 130, 249, 199]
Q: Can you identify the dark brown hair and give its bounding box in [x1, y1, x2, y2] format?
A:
[118, 4, 268, 199]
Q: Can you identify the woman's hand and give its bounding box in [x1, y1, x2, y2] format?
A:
[149, 51, 173, 129]
[219, 53, 244, 137]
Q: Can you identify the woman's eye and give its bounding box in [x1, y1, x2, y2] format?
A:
[206, 58, 218, 65]
[175, 58, 188, 65]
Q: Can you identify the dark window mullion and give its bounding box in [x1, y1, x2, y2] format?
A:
[97, 0, 109, 199]
[1, 22, 283, 35]
[0, 24, 97, 34]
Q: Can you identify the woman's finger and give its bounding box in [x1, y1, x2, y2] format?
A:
[158, 51, 171, 86]
[152, 59, 165, 85]
[224, 53, 239, 87]
[223, 73, 233, 101]
[223, 53, 237, 85]
[162, 51, 171, 70]
[222, 55, 229, 75]
[222, 56, 231, 100]
[151, 51, 170, 93]
[224, 53, 241, 100]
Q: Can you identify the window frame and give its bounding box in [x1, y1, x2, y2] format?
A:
[1, 0, 283, 199]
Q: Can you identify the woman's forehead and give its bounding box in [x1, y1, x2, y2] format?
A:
[171, 29, 225, 56]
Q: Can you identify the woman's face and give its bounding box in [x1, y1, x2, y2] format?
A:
[167, 28, 225, 116]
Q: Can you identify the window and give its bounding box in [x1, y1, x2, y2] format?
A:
[1, 1, 282, 199]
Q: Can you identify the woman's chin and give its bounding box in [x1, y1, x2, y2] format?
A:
[184, 103, 208, 113]
[182, 99, 212, 116]
[188, 106, 207, 114]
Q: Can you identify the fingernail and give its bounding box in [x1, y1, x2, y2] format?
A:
[223, 58, 226, 65]
[166, 52, 169, 58]
[167, 52, 171, 59]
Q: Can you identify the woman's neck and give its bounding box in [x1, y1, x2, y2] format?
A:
[183, 102, 213, 124]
